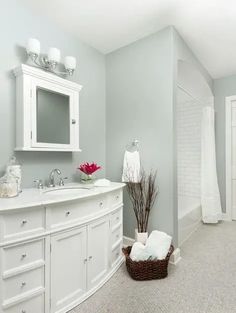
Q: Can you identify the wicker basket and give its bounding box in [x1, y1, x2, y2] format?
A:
[122, 245, 174, 280]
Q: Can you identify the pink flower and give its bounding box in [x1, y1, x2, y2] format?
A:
[77, 162, 101, 175]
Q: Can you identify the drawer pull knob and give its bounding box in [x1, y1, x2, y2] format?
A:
[84, 258, 87, 263]
[21, 282, 26, 287]
[89, 256, 93, 260]
[116, 252, 119, 257]
[99, 202, 103, 207]
[22, 310, 26, 313]
[21, 253, 27, 259]
[116, 216, 119, 221]
[116, 195, 119, 199]
[66, 211, 70, 216]
[22, 220, 27, 225]
[116, 234, 119, 238]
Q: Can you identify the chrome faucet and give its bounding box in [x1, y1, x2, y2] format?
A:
[48, 169, 61, 187]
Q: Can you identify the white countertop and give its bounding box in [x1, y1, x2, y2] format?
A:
[0, 182, 125, 211]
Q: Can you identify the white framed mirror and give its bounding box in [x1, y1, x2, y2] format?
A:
[13, 64, 82, 152]
[36, 87, 70, 145]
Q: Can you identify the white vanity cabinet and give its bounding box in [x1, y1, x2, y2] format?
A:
[50, 217, 110, 313]
[50, 227, 87, 313]
[87, 217, 110, 290]
[0, 184, 124, 313]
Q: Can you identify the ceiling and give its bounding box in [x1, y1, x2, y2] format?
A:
[21, 0, 236, 79]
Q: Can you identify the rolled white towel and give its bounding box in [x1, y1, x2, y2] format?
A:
[129, 242, 151, 261]
[130, 242, 155, 262]
[145, 230, 172, 260]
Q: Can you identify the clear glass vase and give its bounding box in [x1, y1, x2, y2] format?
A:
[80, 173, 94, 184]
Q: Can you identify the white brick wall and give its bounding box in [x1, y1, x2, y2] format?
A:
[177, 96, 201, 198]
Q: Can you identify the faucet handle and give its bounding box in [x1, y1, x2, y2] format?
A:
[58, 177, 68, 186]
[34, 179, 44, 189]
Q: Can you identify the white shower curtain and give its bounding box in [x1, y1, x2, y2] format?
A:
[201, 106, 222, 223]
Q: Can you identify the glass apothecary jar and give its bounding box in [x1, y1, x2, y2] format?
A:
[0, 174, 19, 198]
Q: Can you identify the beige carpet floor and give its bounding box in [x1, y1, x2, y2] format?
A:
[70, 222, 236, 313]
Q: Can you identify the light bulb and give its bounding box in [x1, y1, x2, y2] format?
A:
[64, 56, 76, 70]
[48, 47, 61, 63]
[26, 38, 40, 55]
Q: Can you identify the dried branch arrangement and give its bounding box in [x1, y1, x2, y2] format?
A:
[126, 170, 158, 233]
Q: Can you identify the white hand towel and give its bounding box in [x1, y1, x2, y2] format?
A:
[122, 150, 140, 183]
[94, 179, 111, 187]
[145, 230, 172, 260]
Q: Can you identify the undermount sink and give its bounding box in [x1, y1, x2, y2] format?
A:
[43, 186, 93, 196]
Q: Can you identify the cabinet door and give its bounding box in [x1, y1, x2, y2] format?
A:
[50, 227, 86, 313]
[87, 217, 109, 290]
[31, 77, 79, 151]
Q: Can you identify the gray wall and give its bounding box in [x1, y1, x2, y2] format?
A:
[106, 26, 212, 245]
[106, 27, 175, 243]
[213, 75, 236, 212]
[0, 0, 216, 246]
[0, 0, 106, 187]
[172, 29, 213, 244]
[173, 29, 213, 91]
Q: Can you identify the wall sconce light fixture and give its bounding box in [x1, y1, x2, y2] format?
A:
[26, 38, 76, 76]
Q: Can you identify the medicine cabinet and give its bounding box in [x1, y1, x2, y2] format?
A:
[13, 64, 82, 151]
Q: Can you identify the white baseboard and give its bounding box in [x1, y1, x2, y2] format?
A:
[169, 248, 181, 265]
[222, 213, 231, 221]
[123, 236, 135, 247]
[123, 236, 181, 265]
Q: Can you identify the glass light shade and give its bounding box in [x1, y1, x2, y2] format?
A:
[27, 38, 40, 55]
[48, 47, 61, 63]
[64, 56, 76, 70]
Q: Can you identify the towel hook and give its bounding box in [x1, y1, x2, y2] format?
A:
[132, 139, 139, 147]
[126, 139, 139, 152]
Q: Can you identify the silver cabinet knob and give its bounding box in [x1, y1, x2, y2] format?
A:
[84, 258, 87, 263]
[116, 216, 119, 221]
[65, 211, 70, 216]
[21, 282, 26, 287]
[22, 310, 26, 313]
[116, 195, 119, 199]
[116, 252, 119, 257]
[21, 253, 27, 259]
[116, 234, 119, 239]
[99, 202, 103, 207]
[22, 220, 27, 225]
[89, 256, 92, 260]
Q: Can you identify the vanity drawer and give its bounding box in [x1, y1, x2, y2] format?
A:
[109, 190, 123, 208]
[2, 207, 45, 240]
[3, 267, 44, 302]
[111, 208, 122, 228]
[111, 242, 122, 267]
[49, 196, 108, 229]
[2, 239, 44, 274]
[4, 294, 44, 313]
[111, 224, 122, 246]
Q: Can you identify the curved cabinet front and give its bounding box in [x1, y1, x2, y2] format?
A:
[0, 187, 124, 313]
[50, 227, 87, 313]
